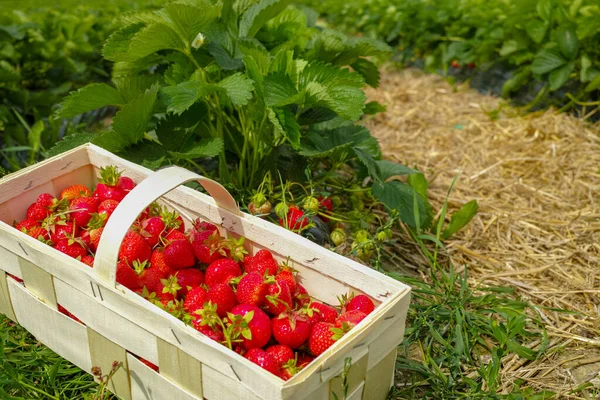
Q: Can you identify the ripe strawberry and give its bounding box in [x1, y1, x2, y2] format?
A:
[243, 249, 278, 276]
[28, 226, 49, 241]
[309, 322, 342, 356]
[335, 310, 367, 328]
[27, 203, 51, 222]
[318, 196, 333, 213]
[279, 206, 308, 231]
[160, 208, 185, 235]
[58, 305, 83, 324]
[278, 358, 301, 381]
[69, 197, 99, 227]
[137, 264, 165, 295]
[60, 185, 92, 201]
[229, 304, 271, 349]
[36, 193, 56, 208]
[297, 353, 314, 369]
[117, 176, 136, 192]
[275, 269, 296, 294]
[244, 348, 279, 375]
[54, 238, 87, 259]
[205, 259, 242, 287]
[272, 312, 311, 349]
[164, 239, 196, 269]
[236, 272, 269, 306]
[141, 217, 165, 248]
[15, 219, 37, 232]
[87, 227, 104, 252]
[139, 357, 159, 372]
[206, 283, 237, 317]
[190, 227, 227, 264]
[165, 230, 186, 242]
[452, 60, 459, 68]
[150, 248, 174, 277]
[192, 315, 224, 342]
[94, 166, 126, 202]
[119, 231, 152, 264]
[307, 302, 338, 324]
[345, 294, 375, 315]
[175, 268, 204, 297]
[117, 262, 142, 291]
[266, 345, 294, 366]
[184, 286, 208, 313]
[81, 255, 95, 267]
[263, 279, 292, 316]
[293, 284, 311, 307]
[98, 199, 120, 220]
[49, 221, 79, 244]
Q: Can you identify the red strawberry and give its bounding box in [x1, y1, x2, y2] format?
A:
[54, 238, 87, 259]
[27, 203, 51, 222]
[69, 197, 99, 227]
[98, 200, 120, 220]
[318, 196, 333, 222]
[58, 305, 83, 324]
[192, 315, 225, 342]
[236, 272, 269, 306]
[81, 255, 95, 267]
[229, 304, 271, 349]
[139, 357, 158, 372]
[293, 284, 311, 307]
[141, 217, 165, 248]
[272, 312, 311, 349]
[160, 208, 185, 235]
[279, 206, 308, 231]
[150, 248, 174, 277]
[86, 227, 104, 252]
[275, 270, 296, 294]
[309, 322, 342, 356]
[206, 283, 237, 317]
[137, 264, 165, 295]
[191, 229, 227, 264]
[28, 226, 49, 241]
[244, 348, 279, 375]
[243, 249, 278, 276]
[117, 176, 136, 192]
[49, 221, 79, 244]
[60, 185, 92, 201]
[205, 259, 242, 287]
[15, 219, 37, 232]
[452, 60, 459, 68]
[307, 302, 338, 324]
[165, 230, 186, 242]
[36, 193, 56, 208]
[297, 353, 314, 369]
[94, 166, 125, 202]
[346, 295, 375, 315]
[119, 231, 152, 264]
[184, 286, 208, 313]
[335, 310, 367, 328]
[175, 268, 204, 297]
[263, 279, 292, 316]
[164, 239, 196, 269]
[266, 345, 294, 366]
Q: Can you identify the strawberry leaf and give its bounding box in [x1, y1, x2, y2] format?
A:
[56, 83, 125, 119]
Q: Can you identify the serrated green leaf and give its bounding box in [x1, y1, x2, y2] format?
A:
[549, 62, 574, 90]
[57, 83, 124, 119]
[264, 72, 298, 106]
[499, 40, 520, 57]
[165, 2, 221, 43]
[129, 23, 186, 62]
[239, 38, 270, 74]
[408, 172, 428, 199]
[239, 0, 292, 38]
[217, 73, 254, 105]
[333, 37, 392, 65]
[47, 132, 98, 157]
[354, 148, 380, 180]
[156, 102, 207, 151]
[585, 74, 600, 92]
[372, 180, 431, 228]
[206, 41, 244, 70]
[161, 80, 218, 115]
[299, 125, 371, 157]
[531, 48, 566, 75]
[363, 101, 386, 115]
[526, 19, 547, 44]
[351, 58, 380, 88]
[114, 75, 161, 103]
[102, 23, 145, 62]
[300, 61, 365, 89]
[556, 26, 578, 60]
[167, 138, 224, 159]
[537, 0, 553, 22]
[442, 200, 478, 239]
[114, 10, 166, 27]
[376, 160, 417, 180]
[268, 107, 300, 149]
[119, 139, 168, 170]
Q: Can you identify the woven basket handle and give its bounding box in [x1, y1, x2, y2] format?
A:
[93, 166, 239, 287]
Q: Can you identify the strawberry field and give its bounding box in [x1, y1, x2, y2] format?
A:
[1, 0, 599, 399]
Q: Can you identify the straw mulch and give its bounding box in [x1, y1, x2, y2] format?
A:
[367, 68, 600, 397]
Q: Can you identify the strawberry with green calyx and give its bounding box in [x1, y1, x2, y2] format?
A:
[263, 279, 293, 316]
[308, 322, 345, 356]
[236, 272, 274, 306]
[117, 261, 143, 291]
[159, 298, 193, 325]
[243, 249, 278, 276]
[133, 260, 165, 294]
[175, 268, 204, 297]
[330, 229, 346, 246]
[192, 314, 225, 342]
[164, 239, 195, 269]
[27, 226, 50, 242]
[184, 286, 208, 313]
[302, 197, 319, 213]
[226, 304, 272, 350]
[274, 203, 289, 219]
[150, 248, 174, 277]
[317, 195, 333, 222]
[15, 219, 37, 233]
[351, 230, 374, 261]
[275, 267, 297, 294]
[160, 207, 185, 235]
[345, 294, 375, 315]
[248, 192, 272, 216]
[94, 166, 125, 202]
[60, 185, 92, 202]
[117, 176, 136, 192]
[279, 206, 309, 232]
[293, 284, 311, 308]
[140, 217, 166, 248]
[278, 357, 300, 381]
[161, 275, 182, 299]
[266, 344, 294, 367]
[305, 302, 338, 325]
[206, 283, 237, 317]
[191, 229, 228, 264]
[336, 310, 367, 328]
[36, 193, 56, 208]
[27, 202, 52, 222]
[69, 197, 99, 227]
[244, 348, 279, 375]
[225, 236, 248, 263]
[205, 258, 242, 287]
[272, 310, 311, 349]
[138, 202, 162, 221]
[98, 199, 120, 220]
[119, 231, 152, 264]
[47, 216, 81, 244]
[54, 237, 87, 259]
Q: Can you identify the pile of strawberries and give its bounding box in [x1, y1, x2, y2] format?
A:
[12, 166, 376, 380]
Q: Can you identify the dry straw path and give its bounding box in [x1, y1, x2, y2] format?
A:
[367, 69, 600, 396]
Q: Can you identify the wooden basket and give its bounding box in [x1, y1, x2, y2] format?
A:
[0, 143, 410, 400]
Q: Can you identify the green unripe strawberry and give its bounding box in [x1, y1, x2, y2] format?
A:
[274, 203, 289, 219]
[303, 197, 320, 213]
[354, 229, 370, 243]
[330, 229, 346, 246]
[330, 196, 342, 208]
[376, 229, 393, 241]
[349, 196, 364, 211]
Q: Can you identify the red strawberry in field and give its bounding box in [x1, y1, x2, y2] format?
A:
[81, 255, 95, 267]
[317, 196, 333, 222]
[54, 238, 87, 259]
[27, 226, 49, 241]
[272, 312, 311, 349]
[192, 315, 225, 342]
[266, 345, 294, 367]
[293, 284, 311, 307]
[263, 279, 292, 316]
[244, 348, 279, 375]
[27, 203, 51, 222]
[117, 261, 143, 292]
[117, 176, 136, 193]
[15, 219, 37, 232]
[335, 310, 367, 329]
[175, 268, 204, 297]
[119, 231, 152, 264]
[69, 197, 99, 227]
[279, 206, 308, 231]
[307, 302, 338, 325]
[205, 259, 242, 287]
[243, 249, 278, 276]
[309, 322, 343, 356]
[60, 185, 92, 201]
[140, 217, 165, 248]
[164, 239, 196, 269]
[94, 166, 126, 202]
[184, 286, 208, 313]
[275, 269, 297, 294]
[98, 199, 119, 220]
[345, 294, 375, 315]
[150, 248, 174, 277]
[236, 272, 270, 306]
[206, 283, 237, 317]
[228, 304, 272, 349]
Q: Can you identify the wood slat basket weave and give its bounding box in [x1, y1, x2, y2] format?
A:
[0, 143, 410, 400]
